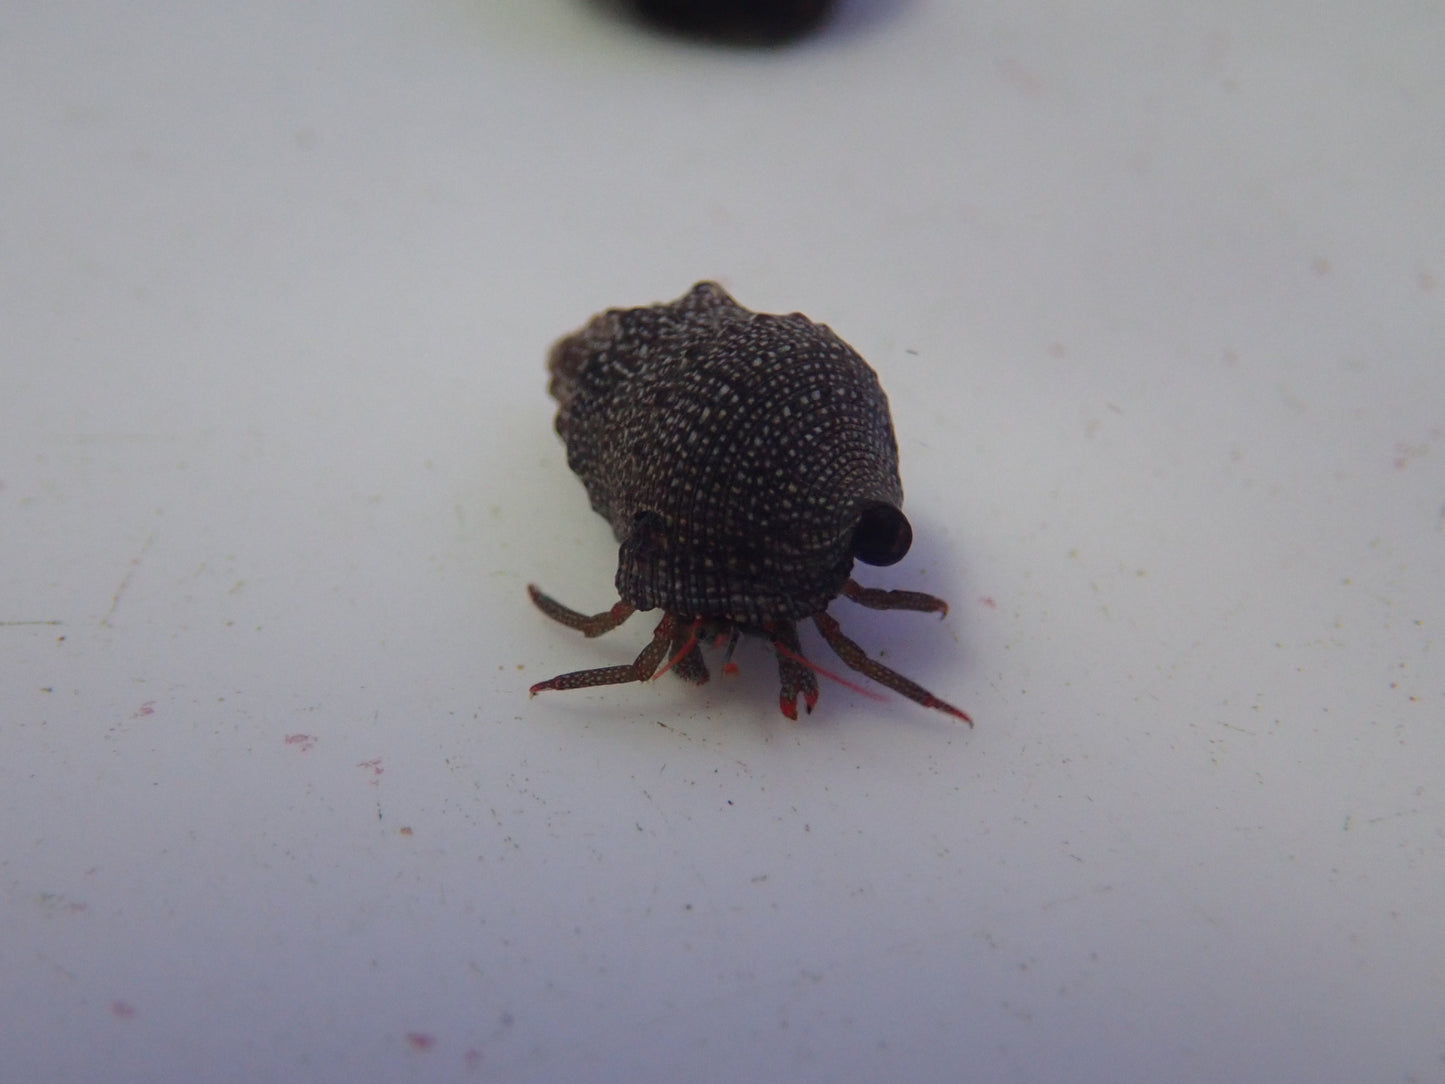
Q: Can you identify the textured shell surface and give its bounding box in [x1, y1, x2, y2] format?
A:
[547, 281, 904, 626]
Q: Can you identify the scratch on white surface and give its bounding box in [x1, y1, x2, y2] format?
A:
[100, 534, 153, 627]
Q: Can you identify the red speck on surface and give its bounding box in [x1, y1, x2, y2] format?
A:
[111, 1001, 136, 1019]
[284, 733, 316, 752]
[133, 701, 155, 718]
[399, 826, 414, 836]
[358, 758, 384, 783]
[1395, 441, 1426, 469]
[979, 596, 997, 609]
[405, 1032, 436, 1052]
[464, 1048, 483, 1072]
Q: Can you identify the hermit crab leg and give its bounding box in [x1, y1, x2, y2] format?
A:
[812, 612, 972, 726]
[530, 613, 677, 695]
[527, 584, 635, 637]
[658, 617, 709, 685]
[717, 627, 742, 674]
[767, 620, 820, 721]
[841, 578, 949, 617]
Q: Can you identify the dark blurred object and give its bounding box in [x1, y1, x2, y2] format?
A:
[629, 0, 835, 43]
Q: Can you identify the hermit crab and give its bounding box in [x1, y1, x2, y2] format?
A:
[528, 282, 970, 723]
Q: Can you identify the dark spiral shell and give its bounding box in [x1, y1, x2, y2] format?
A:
[546, 282, 906, 626]
[628, 0, 835, 43]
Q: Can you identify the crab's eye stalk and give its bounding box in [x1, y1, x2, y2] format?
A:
[851, 502, 912, 566]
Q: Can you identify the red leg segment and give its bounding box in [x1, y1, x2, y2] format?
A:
[530, 613, 677, 695]
[841, 578, 949, 617]
[769, 620, 820, 721]
[658, 617, 709, 685]
[527, 584, 635, 637]
[813, 612, 972, 725]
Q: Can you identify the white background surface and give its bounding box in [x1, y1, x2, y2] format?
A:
[3, 2, 1443, 1081]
